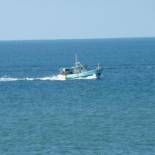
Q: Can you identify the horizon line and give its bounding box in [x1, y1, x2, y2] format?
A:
[0, 36, 155, 42]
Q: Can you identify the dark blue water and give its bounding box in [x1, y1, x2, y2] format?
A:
[0, 38, 155, 154]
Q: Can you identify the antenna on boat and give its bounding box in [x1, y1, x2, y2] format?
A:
[75, 54, 78, 62]
[75, 54, 78, 66]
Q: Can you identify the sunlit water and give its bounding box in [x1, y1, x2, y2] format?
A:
[0, 38, 155, 155]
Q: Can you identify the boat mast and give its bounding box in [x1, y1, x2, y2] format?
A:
[75, 54, 78, 67]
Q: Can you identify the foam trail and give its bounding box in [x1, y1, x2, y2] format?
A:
[36, 75, 65, 81]
[0, 75, 65, 82]
[0, 77, 19, 81]
[0, 74, 98, 82]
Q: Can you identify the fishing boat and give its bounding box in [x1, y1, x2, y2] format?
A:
[58, 55, 103, 80]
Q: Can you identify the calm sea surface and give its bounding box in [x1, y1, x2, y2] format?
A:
[0, 38, 155, 155]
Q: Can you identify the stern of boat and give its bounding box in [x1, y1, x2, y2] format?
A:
[95, 64, 103, 79]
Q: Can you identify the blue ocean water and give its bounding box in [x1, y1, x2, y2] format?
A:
[0, 38, 155, 155]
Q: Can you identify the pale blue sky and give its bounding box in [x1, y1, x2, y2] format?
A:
[0, 0, 155, 40]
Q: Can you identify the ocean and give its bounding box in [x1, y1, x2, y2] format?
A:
[0, 38, 155, 154]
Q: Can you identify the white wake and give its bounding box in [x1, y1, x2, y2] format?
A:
[0, 75, 65, 82]
[0, 74, 97, 82]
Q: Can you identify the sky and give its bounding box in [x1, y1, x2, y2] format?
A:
[0, 0, 155, 40]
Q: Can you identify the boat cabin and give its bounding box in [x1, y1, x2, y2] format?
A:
[61, 63, 87, 75]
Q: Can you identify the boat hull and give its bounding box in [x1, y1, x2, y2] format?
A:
[65, 68, 102, 80]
